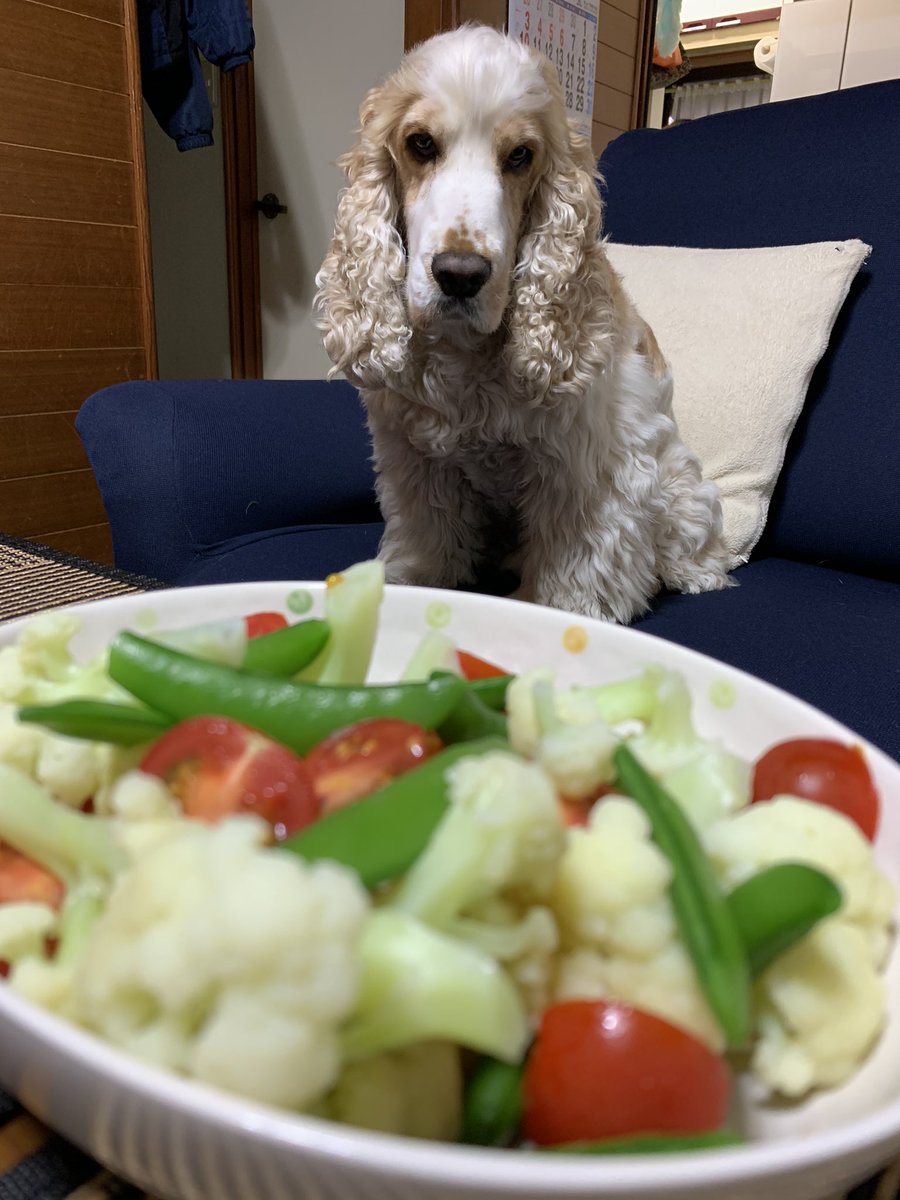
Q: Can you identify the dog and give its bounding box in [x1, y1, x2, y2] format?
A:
[315, 24, 732, 622]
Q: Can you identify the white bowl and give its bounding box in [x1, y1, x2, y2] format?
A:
[1, 582, 898, 1200]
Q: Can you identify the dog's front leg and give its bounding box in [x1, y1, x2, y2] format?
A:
[371, 427, 481, 589]
[515, 471, 659, 624]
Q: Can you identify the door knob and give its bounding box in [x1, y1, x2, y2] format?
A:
[253, 192, 288, 219]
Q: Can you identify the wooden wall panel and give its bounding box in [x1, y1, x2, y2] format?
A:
[0, 287, 145, 352]
[39, 524, 115, 563]
[592, 0, 656, 157]
[0, 350, 147, 416]
[46, 0, 123, 21]
[0, 471, 109, 539]
[0, 414, 86, 479]
[0, 0, 155, 564]
[0, 218, 138, 288]
[596, 41, 637, 94]
[594, 81, 634, 129]
[0, 145, 136, 225]
[0, 68, 132, 161]
[0, 0, 128, 93]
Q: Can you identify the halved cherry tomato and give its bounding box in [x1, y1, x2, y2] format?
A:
[522, 1000, 731, 1147]
[244, 612, 288, 638]
[140, 716, 319, 839]
[304, 718, 443, 812]
[0, 843, 64, 910]
[457, 651, 508, 681]
[752, 738, 880, 840]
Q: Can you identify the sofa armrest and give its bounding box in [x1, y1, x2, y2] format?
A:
[76, 378, 379, 582]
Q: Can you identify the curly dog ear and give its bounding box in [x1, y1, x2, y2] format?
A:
[506, 62, 621, 405]
[315, 82, 412, 389]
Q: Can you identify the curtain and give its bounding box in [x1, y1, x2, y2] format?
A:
[670, 76, 773, 121]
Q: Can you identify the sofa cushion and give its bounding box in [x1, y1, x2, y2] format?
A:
[632, 557, 900, 762]
[172, 522, 385, 587]
[599, 78, 900, 579]
[76, 378, 380, 582]
[604, 239, 869, 566]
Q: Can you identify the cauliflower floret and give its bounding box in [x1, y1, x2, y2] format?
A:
[391, 749, 567, 920]
[704, 796, 895, 1096]
[506, 670, 617, 800]
[551, 796, 723, 1050]
[0, 613, 139, 808]
[69, 816, 369, 1111]
[103, 769, 180, 823]
[0, 901, 57, 963]
[322, 1042, 462, 1141]
[386, 750, 565, 1018]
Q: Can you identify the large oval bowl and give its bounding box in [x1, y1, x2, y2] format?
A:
[0, 582, 898, 1200]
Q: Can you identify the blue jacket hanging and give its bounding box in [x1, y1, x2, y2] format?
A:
[137, 0, 255, 152]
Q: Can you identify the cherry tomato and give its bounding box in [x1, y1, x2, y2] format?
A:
[305, 718, 443, 812]
[244, 611, 288, 638]
[457, 650, 508, 681]
[0, 843, 64, 909]
[140, 716, 319, 839]
[751, 738, 880, 840]
[522, 1000, 731, 1147]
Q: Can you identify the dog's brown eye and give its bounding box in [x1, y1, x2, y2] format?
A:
[407, 132, 438, 162]
[505, 145, 533, 171]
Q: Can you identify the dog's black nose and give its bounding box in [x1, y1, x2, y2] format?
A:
[432, 252, 492, 300]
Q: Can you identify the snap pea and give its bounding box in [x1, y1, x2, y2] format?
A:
[107, 631, 467, 756]
[543, 1131, 744, 1155]
[16, 699, 173, 746]
[242, 618, 330, 676]
[283, 736, 509, 888]
[431, 671, 508, 744]
[461, 1058, 524, 1147]
[466, 674, 512, 712]
[727, 862, 842, 977]
[612, 744, 750, 1048]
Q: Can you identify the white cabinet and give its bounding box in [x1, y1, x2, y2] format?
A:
[769, 0, 900, 101]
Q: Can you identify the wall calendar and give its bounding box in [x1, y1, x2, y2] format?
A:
[507, 0, 599, 139]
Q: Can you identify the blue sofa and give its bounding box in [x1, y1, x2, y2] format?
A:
[76, 77, 900, 762]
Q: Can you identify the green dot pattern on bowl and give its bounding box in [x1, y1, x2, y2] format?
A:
[133, 609, 159, 631]
[287, 589, 313, 615]
[709, 679, 738, 709]
[425, 601, 453, 629]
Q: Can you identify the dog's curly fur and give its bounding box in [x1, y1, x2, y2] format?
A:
[315, 24, 732, 621]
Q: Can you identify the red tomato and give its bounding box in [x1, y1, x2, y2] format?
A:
[456, 650, 508, 681]
[244, 612, 288, 638]
[751, 738, 880, 840]
[140, 716, 319, 839]
[522, 1000, 731, 1147]
[0, 843, 64, 910]
[305, 718, 442, 812]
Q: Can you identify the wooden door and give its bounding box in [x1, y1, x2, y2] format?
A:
[0, 0, 156, 564]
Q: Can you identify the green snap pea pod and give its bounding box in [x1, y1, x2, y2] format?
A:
[467, 674, 513, 711]
[242, 618, 330, 677]
[613, 744, 750, 1048]
[16, 699, 173, 746]
[543, 1131, 744, 1155]
[107, 631, 467, 756]
[461, 1058, 524, 1147]
[283, 736, 509, 888]
[431, 671, 508, 744]
[727, 862, 842, 977]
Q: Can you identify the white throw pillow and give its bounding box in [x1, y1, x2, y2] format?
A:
[604, 239, 870, 566]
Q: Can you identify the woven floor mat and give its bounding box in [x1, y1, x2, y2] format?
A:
[0, 535, 163, 625]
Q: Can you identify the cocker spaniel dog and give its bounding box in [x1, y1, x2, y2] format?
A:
[315, 24, 731, 622]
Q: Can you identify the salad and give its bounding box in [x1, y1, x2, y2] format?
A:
[0, 560, 893, 1154]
